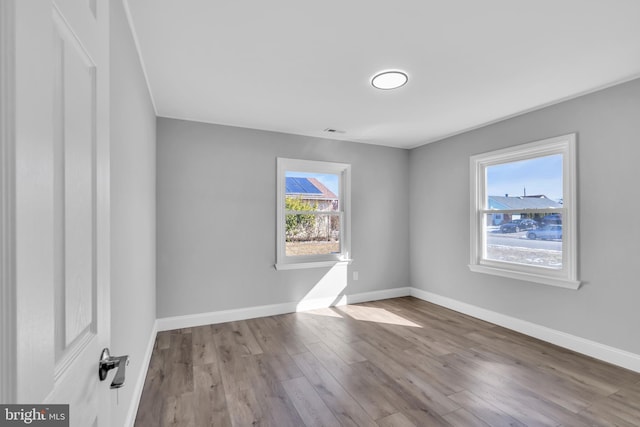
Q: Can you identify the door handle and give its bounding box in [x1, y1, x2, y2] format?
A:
[98, 348, 129, 389]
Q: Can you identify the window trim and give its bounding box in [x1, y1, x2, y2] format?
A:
[469, 133, 580, 289]
[275, 157, 351, 270]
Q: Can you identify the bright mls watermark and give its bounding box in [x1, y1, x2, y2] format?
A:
[0, 405, 68, 426]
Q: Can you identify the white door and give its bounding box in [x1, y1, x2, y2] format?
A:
[7, 0, 112, 425]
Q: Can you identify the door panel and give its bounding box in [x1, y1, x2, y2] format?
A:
[13, 0, 110, 425]
[53, 8, 96, 357]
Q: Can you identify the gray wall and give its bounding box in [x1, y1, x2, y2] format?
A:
[410, 78, 640, 355]
[110, 1, 157, 425]
[157, 118, 410, 318]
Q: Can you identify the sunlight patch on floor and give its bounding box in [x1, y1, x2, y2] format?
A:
[337, 305, 422, 328]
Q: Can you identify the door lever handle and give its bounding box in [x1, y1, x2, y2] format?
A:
[98, 348, 129, 389]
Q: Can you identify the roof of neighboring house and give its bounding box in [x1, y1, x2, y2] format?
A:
[488, 195, 562, 210]
[285, 177, 337, 200]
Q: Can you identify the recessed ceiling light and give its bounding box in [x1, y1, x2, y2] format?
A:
[371, 70, 408, 90]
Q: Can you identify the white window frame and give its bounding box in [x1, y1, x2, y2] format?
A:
[275, 157, 351, 270]
[469, 133, 580, 289]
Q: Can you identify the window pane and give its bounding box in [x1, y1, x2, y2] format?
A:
[485, 213, 563, 269]
[486, 154, 563, 208]
[284, 170, 340, 256]
[285, 213, 340, 256]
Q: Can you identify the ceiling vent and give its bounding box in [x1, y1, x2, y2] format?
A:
[324, 128, 346, 134]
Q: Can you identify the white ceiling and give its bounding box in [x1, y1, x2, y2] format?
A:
[125, 0, 640, 149]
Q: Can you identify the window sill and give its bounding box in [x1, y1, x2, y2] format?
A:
[468, 264, 581, 290]
[275, 259, 353, 271]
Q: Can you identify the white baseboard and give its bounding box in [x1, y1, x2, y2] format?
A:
[124, 320, 158, 427]
[294, 287, 411, 312]
[157, 286, 411, 332]
[346, 287, 411, 305]
[410, 287, 640, 373]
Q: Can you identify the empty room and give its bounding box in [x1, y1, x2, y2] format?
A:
[2, 1, 640, 426]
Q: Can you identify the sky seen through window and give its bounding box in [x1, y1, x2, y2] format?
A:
[487, 154, 563, 201]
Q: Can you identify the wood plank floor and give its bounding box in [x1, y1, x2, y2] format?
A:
[134, 297, 640, 426]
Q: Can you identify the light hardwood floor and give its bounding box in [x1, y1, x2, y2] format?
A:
[135, 297, 640, 426]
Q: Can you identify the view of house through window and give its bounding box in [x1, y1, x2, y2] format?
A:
[285, 172, 341, 256]
[484, 154, 564, 269]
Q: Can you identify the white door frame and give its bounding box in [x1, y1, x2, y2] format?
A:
[0, 0, 17, 404]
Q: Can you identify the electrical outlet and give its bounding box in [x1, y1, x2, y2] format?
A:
[353, 271, 359, 281]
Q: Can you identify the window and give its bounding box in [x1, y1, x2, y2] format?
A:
[276, 158, 351, 270]
[469, 134, 579, 289]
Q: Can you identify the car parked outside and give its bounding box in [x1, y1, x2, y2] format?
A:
[517, 219, 537, 230]
[500, 218, 537, 233]
[527, 225, 562, 240]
